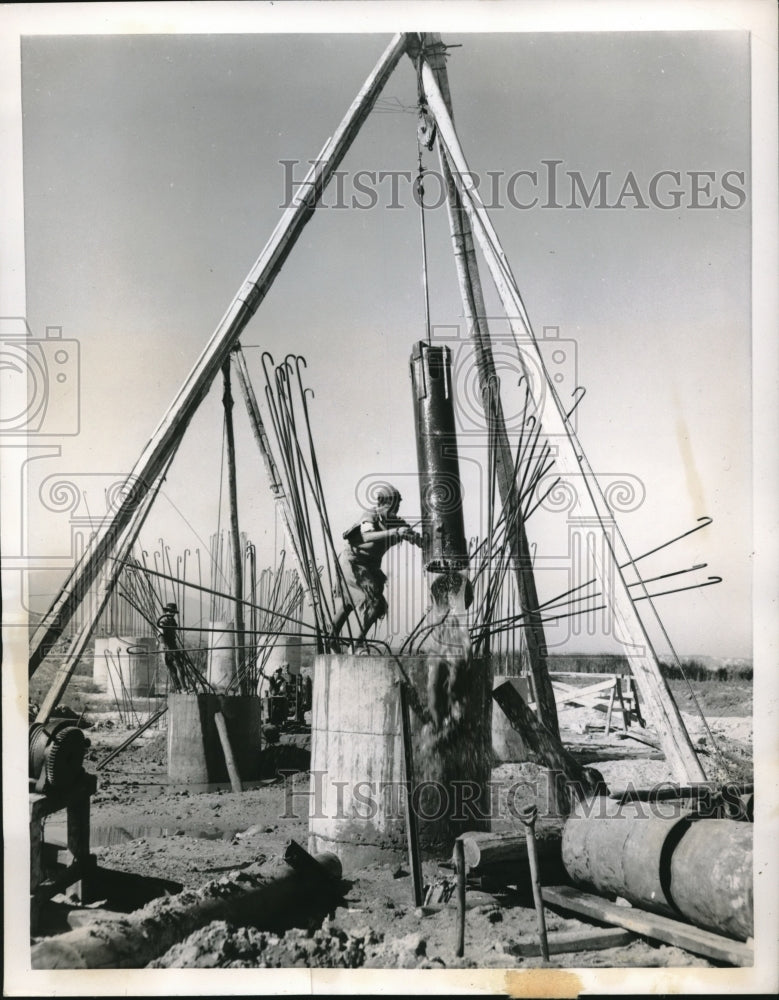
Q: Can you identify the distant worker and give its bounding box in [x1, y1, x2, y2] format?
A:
[331, 485, 422, 648]
[302, 672, 313, 714]
[282, 662, 300, 719]
[267, 666, 288, 724]
[156, 602, 187, 692]
[268, 666, 285, 696]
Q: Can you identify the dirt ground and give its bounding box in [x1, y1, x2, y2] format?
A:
[32, 674, 753, 970]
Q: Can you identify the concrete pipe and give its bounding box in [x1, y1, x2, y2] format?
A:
[562, 800, 753, 940]
[668, 819, 752, 941]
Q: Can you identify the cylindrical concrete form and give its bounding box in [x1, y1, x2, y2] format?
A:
[492, 674, 532, 763]
[563, 802, 690, 918]
[308, 654, 491, 866]
[668, 819, 752, 941]
[94, 635, 157, 696]
[562, 802, 753, 940]
[93, 637, 112, 689]
[264, 631, 303, 676]
[206, 621, 236, 692]
[167, 693, 261, 784]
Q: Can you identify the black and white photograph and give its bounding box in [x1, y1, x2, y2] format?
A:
[2, 2, 777, 995]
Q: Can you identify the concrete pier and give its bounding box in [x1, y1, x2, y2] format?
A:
[167, 693, 261, 784]
[308, 653, 491, 865]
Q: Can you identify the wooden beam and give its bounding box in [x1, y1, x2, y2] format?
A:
[399, 682, 424, 907]
[414, 33, 560, 739]
[542, 884, 753, 967]
[505, 926, 635, 958]
[221, 361, 245, 682]
[458, 830, 561, 872]
[28, 33, 410, 677]
[493, 680, 605, 814]
[213, 709, 243, 793]
[420, 56, 706, 784]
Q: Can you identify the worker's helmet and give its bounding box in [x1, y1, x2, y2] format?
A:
[164, 602, 178, 612]
[376, 484, 402, 509]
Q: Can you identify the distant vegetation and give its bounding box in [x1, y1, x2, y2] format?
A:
[548, 653, 752, 683]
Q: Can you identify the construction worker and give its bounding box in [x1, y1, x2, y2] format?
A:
[156, 602, 186, 692]
[268, 666, 288, 723]
[331, 484, 422, 648]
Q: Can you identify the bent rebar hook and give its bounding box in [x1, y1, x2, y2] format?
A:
[566, 386, 586, 421]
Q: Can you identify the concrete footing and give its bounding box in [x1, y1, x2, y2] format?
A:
[167, 693, 261, 784]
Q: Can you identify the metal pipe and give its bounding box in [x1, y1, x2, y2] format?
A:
[520, 804, 550, 961]
[409, 341, 468, 573]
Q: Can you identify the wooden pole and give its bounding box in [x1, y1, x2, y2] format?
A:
[457, 831, 562, 873]
[398, 681, 424, 907]
[420, 54, 707, 784]
[96, 706, 168, 770]
[221, 361, 245, 685]
[604, 686, 616, 737]
[454, 836, 466, 958]
[411, 34, 560, 739]
[214, 708, 243, 793]
[28, 33, 410, 677]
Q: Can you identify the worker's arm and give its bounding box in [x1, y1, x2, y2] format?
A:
[360, 521, 422, 546]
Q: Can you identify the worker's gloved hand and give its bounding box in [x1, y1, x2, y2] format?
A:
[399, 526, 423, 546]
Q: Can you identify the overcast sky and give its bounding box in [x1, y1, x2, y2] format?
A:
[12, 25, 755, 657]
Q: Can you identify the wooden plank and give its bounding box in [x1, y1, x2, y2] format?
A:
[566, 745, 664, 763]
[551, 678, 618, 708]
[604, 685, 616, 735]
[542, 885, 753, 966]
[420, 56, 706, 784]
[505, 927, 635, 957]
[29, 32, 409, 677]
